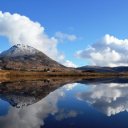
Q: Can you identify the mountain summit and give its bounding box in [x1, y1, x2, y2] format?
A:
[0, 44, 40, 57]
[0, 44, 64, 70]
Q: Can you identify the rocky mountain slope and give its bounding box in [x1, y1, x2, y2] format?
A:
[0, 44, 64, 71]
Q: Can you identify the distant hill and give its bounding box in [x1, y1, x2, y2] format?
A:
[112, 66, 128, 72]
[77, 66, 128, 73]
[0, 44, 65, 71]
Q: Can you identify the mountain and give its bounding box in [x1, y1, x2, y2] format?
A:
[77, 66, 128, 73]
[0, 44, 64, 71]
[112, 66, 128, 72]
[77, 66, 115, 73]
[1, 44, 128, 73]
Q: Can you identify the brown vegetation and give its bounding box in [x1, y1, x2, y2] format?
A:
[0, 69, 128, 82]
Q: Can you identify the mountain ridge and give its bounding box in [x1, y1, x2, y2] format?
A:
[77, 66, 128, 73]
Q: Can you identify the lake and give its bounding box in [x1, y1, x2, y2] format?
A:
[0, 77, 128, 128]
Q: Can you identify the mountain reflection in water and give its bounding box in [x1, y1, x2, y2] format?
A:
[0, 77, 128, 128]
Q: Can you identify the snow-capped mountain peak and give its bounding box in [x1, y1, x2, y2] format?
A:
[0, 44, 40, 57]
[0, 44, 63, 70]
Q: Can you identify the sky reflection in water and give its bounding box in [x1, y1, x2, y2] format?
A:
[0, 80, 128, 128]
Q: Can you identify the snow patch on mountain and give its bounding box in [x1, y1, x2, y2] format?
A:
[0, 44, 40, 57]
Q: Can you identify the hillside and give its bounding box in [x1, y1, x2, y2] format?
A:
[77, 66, 128, 73]
[0, 44, 65, 71]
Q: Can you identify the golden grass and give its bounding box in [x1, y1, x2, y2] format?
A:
[0, 69, 128, 78]
[0, 69, 128, 82]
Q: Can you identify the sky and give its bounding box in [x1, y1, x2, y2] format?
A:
[0, 0, 128, 67]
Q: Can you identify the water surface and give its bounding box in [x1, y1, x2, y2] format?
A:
[0, 78, 128, 128]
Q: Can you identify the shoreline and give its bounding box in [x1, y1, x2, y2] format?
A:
[0, 70, 128, 81]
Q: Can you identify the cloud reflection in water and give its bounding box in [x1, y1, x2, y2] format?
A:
[77, 83, 128, 116]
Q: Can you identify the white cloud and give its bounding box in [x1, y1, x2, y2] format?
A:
[76, 34, 128, 67]
[64, 60, 77, 68]
[55, 31, 77, 42]
[0, 11, 76, 67]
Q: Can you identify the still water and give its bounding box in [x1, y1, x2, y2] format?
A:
[0, 78, 128, 128]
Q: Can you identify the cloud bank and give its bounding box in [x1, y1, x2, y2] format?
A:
[0, 11, 76, 67]
[76, 34, 128, 67]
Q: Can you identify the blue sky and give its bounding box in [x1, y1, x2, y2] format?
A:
[0, 0, 128, 67]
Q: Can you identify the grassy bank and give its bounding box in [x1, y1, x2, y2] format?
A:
[0, 69, 128, 83]
[0, 69, 127, 77]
